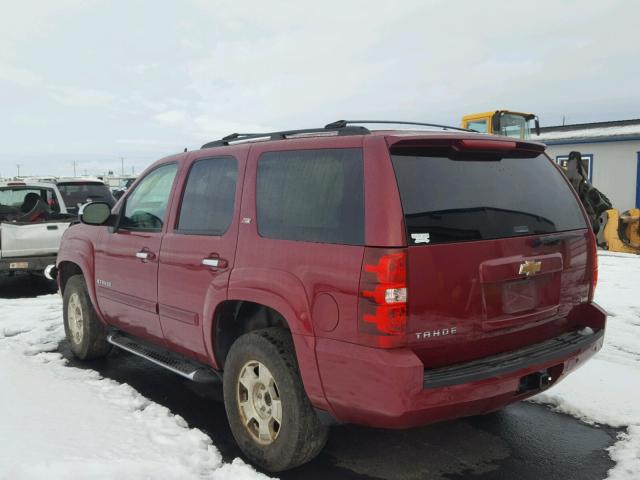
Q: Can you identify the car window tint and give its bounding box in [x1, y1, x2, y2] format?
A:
[57, 182, 115, 212]
[391, 153, 587, 245]
[177, 157, 237, 235]
[257, 148, 364, 245]
[120, 163, 178, 232]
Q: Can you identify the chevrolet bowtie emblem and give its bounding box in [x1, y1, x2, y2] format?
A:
[519, 260, 542, 277]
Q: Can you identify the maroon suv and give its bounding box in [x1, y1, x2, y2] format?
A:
[56, 120, 606, 472]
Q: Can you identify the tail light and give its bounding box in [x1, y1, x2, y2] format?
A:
[588, 233, 598, 302]
[358, 248, 408, 348]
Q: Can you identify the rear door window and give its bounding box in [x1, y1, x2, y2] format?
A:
[177, 157, 237, 235]
[391, 153, 586, 245]
[257, 148, 364, 245]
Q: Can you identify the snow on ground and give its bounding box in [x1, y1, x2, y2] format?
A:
[0, 294, 270, 480]
[532, 251, 640, 480]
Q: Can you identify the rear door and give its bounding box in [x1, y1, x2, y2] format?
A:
[389, 139, 592, 367]
[157, 154, 243, 362]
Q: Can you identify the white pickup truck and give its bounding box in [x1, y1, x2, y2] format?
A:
[0, 181, 75, 276]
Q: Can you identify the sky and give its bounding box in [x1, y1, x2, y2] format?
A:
[0, 0, 638, 178]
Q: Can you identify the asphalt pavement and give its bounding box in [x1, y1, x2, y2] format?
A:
[2, 272, 619, 480]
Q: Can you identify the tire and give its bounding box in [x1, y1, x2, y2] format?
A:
[63, 274, 111, 360]
[223, 328, 328, 472]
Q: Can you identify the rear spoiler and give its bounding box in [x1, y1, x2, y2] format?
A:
[388, 136, 546, 159]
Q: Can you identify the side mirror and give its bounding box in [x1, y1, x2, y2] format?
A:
[534, 117, 540, 136]
[79, 202, 113, 226]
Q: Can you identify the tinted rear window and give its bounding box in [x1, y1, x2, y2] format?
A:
[391, 153, 586, 245]
[257, 148, 364, 245]
[58, 182, 115, 211]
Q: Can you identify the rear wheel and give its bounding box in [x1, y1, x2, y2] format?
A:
[63, 274, 111, 360]
[223, 328, 328, 472]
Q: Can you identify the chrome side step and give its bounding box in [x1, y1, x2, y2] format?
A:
[107, 332, 221, 384]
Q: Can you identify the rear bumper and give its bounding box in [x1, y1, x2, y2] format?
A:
[0, 255, 58, 273]
[315, 302, 606, 428]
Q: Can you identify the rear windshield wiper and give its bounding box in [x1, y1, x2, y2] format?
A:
[532, 232, 585, 247]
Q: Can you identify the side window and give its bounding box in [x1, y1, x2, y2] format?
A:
[257, 148, 364, 245]
[120, 163, 178, 232]
[44, 189, 60, 213]
[177, 157, 238, 235]
[467, 119, 488, 133]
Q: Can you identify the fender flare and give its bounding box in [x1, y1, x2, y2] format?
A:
[57, 237, 104, 319]
[220, 267, 331, 411]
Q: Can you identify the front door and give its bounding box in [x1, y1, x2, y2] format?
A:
[95, 163, 178, 342]
[158, 155, 241, 362]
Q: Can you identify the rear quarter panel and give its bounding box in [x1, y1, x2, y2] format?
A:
[229, 136, 369, 411]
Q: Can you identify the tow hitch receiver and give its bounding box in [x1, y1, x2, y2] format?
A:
[518, 371, 553, 393]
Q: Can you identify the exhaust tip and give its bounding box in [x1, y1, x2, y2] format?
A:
[44, 264, 58, 281]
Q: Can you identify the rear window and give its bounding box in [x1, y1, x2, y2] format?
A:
[0, 187, 60, 213]
[257, 148, 364, 245]
[57, 182, 115, 212]
[391, 153, 587, 245]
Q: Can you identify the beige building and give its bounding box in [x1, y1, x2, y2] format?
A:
[536, 119, 640, 210]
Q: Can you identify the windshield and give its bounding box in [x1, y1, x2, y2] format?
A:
[390, 153, 586, 245]
[498, 113, 530, 139]
[57, 182, 115, 212]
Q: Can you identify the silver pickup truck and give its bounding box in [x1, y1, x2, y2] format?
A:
[0, 181, 75, 276]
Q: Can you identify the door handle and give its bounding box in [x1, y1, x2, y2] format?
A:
[135, 249, 155, 261]
[201, 256, 228, 269]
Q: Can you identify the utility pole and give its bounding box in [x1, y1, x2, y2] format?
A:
[121, 157, 124, 176]
[16, 164, 20, 177]
[73, 160, 77, 176]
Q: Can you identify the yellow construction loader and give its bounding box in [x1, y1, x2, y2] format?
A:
[462, 110, 540, 139]
[561, 151, 639, 254]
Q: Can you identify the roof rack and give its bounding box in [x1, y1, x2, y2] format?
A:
[325, 119, 474, 133]
[200, 119, 474, 149]
[201, 125, 370, 149]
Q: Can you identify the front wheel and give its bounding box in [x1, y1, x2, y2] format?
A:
[223, 328, 328, 472]
[63, 274, 111, 360]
